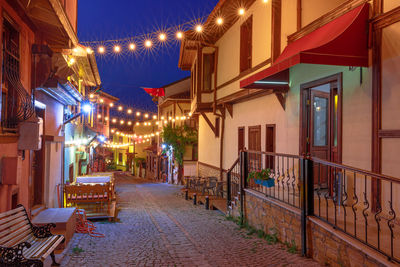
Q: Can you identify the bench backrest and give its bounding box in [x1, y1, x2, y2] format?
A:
[64, 184, 110, 200]
[0, 206, 32, 248]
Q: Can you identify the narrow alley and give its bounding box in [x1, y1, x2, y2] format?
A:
[60, 173, 319, 267]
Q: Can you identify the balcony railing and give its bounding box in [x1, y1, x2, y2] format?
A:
[227, 150, 400, 263]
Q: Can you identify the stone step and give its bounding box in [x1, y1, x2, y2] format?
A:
[31, 205, 46, 219]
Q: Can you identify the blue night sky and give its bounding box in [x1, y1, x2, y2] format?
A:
[78, 0, 218, 112]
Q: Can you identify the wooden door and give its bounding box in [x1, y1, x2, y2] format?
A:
[248, 125, 261, 171]
[265, 125, 275, 169]
[238, 127, 245, 154]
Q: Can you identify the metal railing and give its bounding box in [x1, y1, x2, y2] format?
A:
[246, 150, 302, 209]
[226, 150, 400, 263]
[311, 158, 400, 263]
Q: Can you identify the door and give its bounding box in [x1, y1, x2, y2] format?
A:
[31, 108, 45, 207]
[265, 125, 275, 169]
[301, 75, 342, 188]
[238, 127, 245, 154]
[248, 125, 261, 171]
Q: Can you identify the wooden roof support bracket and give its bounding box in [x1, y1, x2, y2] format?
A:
[225, 104, 233, 118]
[275, 92, 286, 110]
[201, 112, 216, 135]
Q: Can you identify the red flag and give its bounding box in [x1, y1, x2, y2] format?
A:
[142, 87, 165, 97]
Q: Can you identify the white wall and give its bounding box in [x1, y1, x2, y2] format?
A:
[301, 0, 347, 26]
[45, 142, 62, 208]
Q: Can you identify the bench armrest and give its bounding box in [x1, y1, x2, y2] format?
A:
[0, 242, 31, 265]
[32, 223, 56, 238]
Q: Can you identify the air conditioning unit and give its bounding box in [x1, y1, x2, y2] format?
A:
[18, 117, 43, 151]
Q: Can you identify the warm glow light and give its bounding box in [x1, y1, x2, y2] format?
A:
[158, 33, 167, 41]
[127, 109, 132, 114]
[168, 116, 172, 120]
[216, 17, 224, 25]
[195, 25, 203, 33]
[176, 31, 184, 39]
[105, 117, 109, 121]
[161, 116, 165, 120]
[114, 45, 121, 53]
[129, 43, 136, 50]
[136, 112, 141, 116]
[144, 40, 152, 48]
[155, 121, 159, 125]
[72, 48, 79, 54]
[128, 121, 132, 125]
[189, 112, 192, 117]
[69, 58, 75, 65]
[111, 129, 115, 133]
[148, 122, 151, 126]
[164, 120, 168, 124]
[98, 46, 105, 54]
[120, 120, 124, 124]
[97, 114, 102, 119]
[109, 103, 114, 107]
[136, 122, 140, 126]
[89, 94, 94, 98]
[144, 114, 149, 118]
[262, 0, 269, 3]
[238, 8, 245, 15]
[153, 115, 157, 119]
[118, 106, 123, 111]
[112, 118, 117, 123]
[144, 122, 147, 126]
[99, 98, 104, 103]
[86, 47, 93, 54]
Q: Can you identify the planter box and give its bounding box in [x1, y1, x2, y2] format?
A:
[254, 179, 275, 188]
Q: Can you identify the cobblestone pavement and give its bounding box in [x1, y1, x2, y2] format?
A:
[61, 173, 320, 267]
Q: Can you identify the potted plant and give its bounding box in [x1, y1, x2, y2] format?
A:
[247, 168, 275, 188]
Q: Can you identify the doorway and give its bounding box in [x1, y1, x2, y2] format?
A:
[248, 125, 261, 171]
[265, 124, 275, 169]
[31, 107, 45, 207]
[300, 73, 342, 188]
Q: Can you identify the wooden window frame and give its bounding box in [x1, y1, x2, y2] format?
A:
[238, 126, 245, 154]
[240, 16, 253, 73]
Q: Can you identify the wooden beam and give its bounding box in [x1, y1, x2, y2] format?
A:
[275, 92, 286, 110]
[201, 112, 216, 135]
[378, 129, 400, 138]
[297, 0, 302, 31]
[225, 104, 233, 118]
[271, 0, 282, 62]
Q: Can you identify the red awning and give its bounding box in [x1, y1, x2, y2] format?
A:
[241, 3, 369, 89]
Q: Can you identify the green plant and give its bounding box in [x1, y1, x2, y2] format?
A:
[247, 168, 271, 183]
[72, 247, 84, 254]
[265, 228, 279, 245]
[161, 123, 197, 182]
[285, 240, 297, 254]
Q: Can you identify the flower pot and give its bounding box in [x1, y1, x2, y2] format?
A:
[262, 179, 275, 188]
[254, 179, 263, 185]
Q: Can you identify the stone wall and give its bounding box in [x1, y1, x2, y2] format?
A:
[198, 162, 227, 181]
[238, 189, 395, 267]
[244, 189, 302, 249]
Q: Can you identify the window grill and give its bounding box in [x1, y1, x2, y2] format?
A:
[2, 21, 35, 130]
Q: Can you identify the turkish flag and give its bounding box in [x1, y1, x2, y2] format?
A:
[142, 87, 165, 97]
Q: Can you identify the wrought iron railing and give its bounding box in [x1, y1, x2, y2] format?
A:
[246, 150, 302, 209]
[228, 150, 400, 263]
[311, 157, 400, 263]
[227, 156, 240, 210]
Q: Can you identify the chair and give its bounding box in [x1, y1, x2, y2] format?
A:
[202, 177, 218, 195]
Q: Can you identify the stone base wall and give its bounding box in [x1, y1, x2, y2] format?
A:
[244, 190, 302, 249]
[239, 189, 395, 267]
[197, 162, 226, 181]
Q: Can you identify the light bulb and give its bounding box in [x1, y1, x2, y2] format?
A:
[98, 46, 105, 54]
[176, 31, 184, 39]
[216, 17, 223, 25]
[145, 40, 152, 48]
[195, 25, 203, 33]
[129, 43, 136, 50]
[114, 45, 121, 53]
[158, 33, 167, 41]
[238, 8, 245, 16]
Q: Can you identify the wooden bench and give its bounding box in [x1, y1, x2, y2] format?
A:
[0, 205, 64, 266]
[64, 184, 111, 213]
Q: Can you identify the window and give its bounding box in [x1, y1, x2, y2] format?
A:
[203, 53, 214, 91]
[2, 18, 20, 129]
[119, 137, 123, 143]
[248, 125, 261, 170]
[118, 153, 123, 163]
[238, 127, 245, 154]
[240, 16, 253, 73]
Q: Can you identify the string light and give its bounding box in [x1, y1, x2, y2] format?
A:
[98, 46, 105, 54]
[118, 106, 123, 111]
[127, 109, 132, 114]
[136, 122, 140, 126]
[158, 33, 167, 41]
[99, 98, 104, 103]
[176, 31, 184, 39]
[120, 120, 125, 125]
[86, 47, 93, 54]
[129, 43, 136, 50]
[136, 112, 141, 116]
[69, 58, 75, 65]
[97, 114, 102, 119]
[195, 25, 203, 33]
[128, 121, 132, 125]
[263, 0, 269, 2]
[153, 115, 157, 119]
[238, 8, 245, 16]
[89, 94, 94, 98]
[144, 40, 153, 48]
[216, 17, 224, 25]
[144, 113, 149, 118]
[109, 103, 114, 107]
[112, 118, 117, 123]
[114, 45, 121, 53]
[105, 117, 109, 121]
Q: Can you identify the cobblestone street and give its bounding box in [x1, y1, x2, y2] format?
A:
[61, 173, 320, 267]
